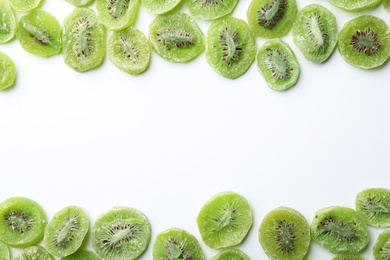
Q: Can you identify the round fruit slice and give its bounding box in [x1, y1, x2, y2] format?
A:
[10, 0, 42, 12]
[108, 26, 151, 75]
[206, 16, 256, 79]
[65, 0, 95, 6]
[153, 228, 205, 260]
[292, 4, 338, 63]
[247, 0, 298, 39]
[355, 188, 390, 227]
[142, 0, 182, 14]
[328, 0, 381, 12]
[0, 196, 47, 248]
[148, 12, 205, 62]
[0, 241, 10, 260]
[338, 15, 390, 69]
[61, 249, 100, 260]
[256, 39, 300, 91]
[15, 245, 54, 260]
[196, 191, 252, 249]
[185, 0, 239, 20]
[0, 0, 17, 44]
[0, 52, 16, 91]
[310, 206, 369, 255]
[62, 7, 106, 72]
[259, 206, 310, 260]
[44, 205, 89, 257]
[332, 255, 365, 260]
[96, 0, 140, 31]
[92, 206, 151, 260]
[210, 248, 249, 260]
[374, 230, 390, 260]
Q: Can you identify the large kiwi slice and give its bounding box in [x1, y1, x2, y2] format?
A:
[206, 16, 256, 79]
[332, 255, 365, 260]
[338, 15, 390, 69]
[15, 245, 54, 260]
[355, 188, 390, 228]
[185, 0, 239, 21]
[247, 0, 298, 39]
[62, 7, 106, 72]
[328, 0, 381, 12]
[92, 206, 151, 260]
[292, 4, 338, 63]
[0, 52, 16, 91]
[310, 206, 369, 255]
[153, 228, 205, 260]
[148, 12, 205, 62]
[210, 248, 249, 260]
[0, 196, 46, 248]
[142, 0, 183, 15]
[44, 205, 89, 257]
[0, 241, 10, 260]
[196, 191, 252, 249]
[66, 0, 95, 6]
[61, 249, 100, 260]
[0, 0, 17, 44]
[10, 0, 42, 12]
[96, 0, 140, 31]
[373, 230, 390, 260]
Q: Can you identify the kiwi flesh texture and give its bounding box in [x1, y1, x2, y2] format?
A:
[15, 245, 54, 260]
[328, 0, 381, 12]
[0, 0, 17, 44]
[332, 255, 365, 260]
[61, 249, 101, 260]
[210, 248, 249, 260]
[66, 0, 95, 6]
[62, 7, 106, 72]
[292, 4, 338, 64]
[373, 230, 390, 260]
[92, 206, 151, 260]
[153, 228, 205, 260]
[10, 0, 42, 12]
[0, 196, 47, 248]
[355, 188, 390, 227]
[247, 0, 298, 39]
[142, 0, 183, 15]
[0, 52, 16, 91]
[310, 206, 369, 255]
[185, 0, 239, 21]
[206, 16, 256, 79]
[96, 0, 140, 31]
[0, 241, 10, 260]
[108, 26, 151, 75]
[196, 191, 252, 249]
[148, 12, 205, 62]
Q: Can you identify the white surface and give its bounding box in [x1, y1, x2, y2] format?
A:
[1, 0, 390, 259]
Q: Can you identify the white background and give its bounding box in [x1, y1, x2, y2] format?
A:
[1, 0, 390, 259]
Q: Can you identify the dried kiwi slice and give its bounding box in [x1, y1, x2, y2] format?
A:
[15, 245, 54, 260]
[247, 0, 298, 39]
[0, 241, 10, 260]
[142, 0, 182, 14]
[310, 206, 369, 255]
[96, 0, 140, 31]
[0, 52, 16, 91]
[206, 16, 256, 79]
[328, 0, 381, 12]
[292, 4, 338, 63]
[61, 249, 100, 260]
[0, 196, 47, 248]
[332, 255, 365, 260]
[149, 12, 205, 62]
[355, 188, 390, 227]
[0, 0, 17, 44]
[185, 0, 239, 21]
[153, 228, 205, 260]
[210, 248, 249, 260]
[374, 230, 390, 260]
[66, 0, 95, 6]
[10, 0, 42, 12]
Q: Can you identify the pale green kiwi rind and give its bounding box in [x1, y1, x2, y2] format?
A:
[206, 16, 256, 79]
[328, 0, 381, 12]
[259, 206, 310, 260]
[15, 246, 54, 260]
[92, 206, 151, 260]
[332, 255, 365, 260]
[108, 26, 151, 75]
[185, 0, 239, 20]
[10, 0, 42, 12]
[0, 0, 17, 44]
[210, 248, 249, 260]
[0, 196, 47, 248]
[17, 10, 62, 58]
[0, 241, 10, 260]
[373, 230, 390, 260]
[66, 0, 95, 7]
[149, 12, 205, 62]
[142, 0, 183, 14]
[338, 15, 390, 69]
[384, 0, 390, 10]
[96, 0, 140, 31]
[61, 249, 101, 260]
[153, 228, 205, 260]
[44, 205, 89, 257]
[256, 39, 300, 91]
[247, 0, 298, 39]
[310, 206, 369, 255]
[0, 52, 16, 90]
[355, 188, 390, 227]
[292, 4, 338, 63]
[62, 7, 106, 72]
[196, 191, 252, 249]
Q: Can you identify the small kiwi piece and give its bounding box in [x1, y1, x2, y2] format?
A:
[184, 0, 239, 21]
[373, 230, 390, 260]
[62, 7, 106, 72]
[0, 241, 10, 260]
[332, 255, 365, 260]
[153, 228, 205, 260]
[61, 249, 101, 260]
[0, 0, 17, 44]
[338, 15, 390, 69]
[0, 196, 46, 248]
[196, 191, 252, 249]
[15, 245, 54, 260]
[384, 0, 390, 11]
[0, 52, 16, 91]
[17, 9, 62, 58]
[292, 4, 338, 63]
[206, 16, 256, 79]
[355, 188, 390, 228]
[10, 0, 42, 12]
[310, 206, 369, 255]
[247, 0, 298, 39]
[66, 0, 95, 6]
[210, 248, 249, 260]
[108, 26, 151, 75]
[96, 0, 140, 31]
[142, 0, 183, 15]
[44, 205, 89, 257]
[328, 0, 381, 12]
[92, 206, 151, 260]
[148, 12, 205, 62]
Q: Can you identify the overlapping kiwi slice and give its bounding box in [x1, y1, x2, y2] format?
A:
[338, 15, 390, 69]
[0, 52, 16, 91]
[310, 206, 369, 255]
[0, 241, 10, 260]
[206, 16, 256, 79]
[96, 0, 140, 31]
[328, 0, 381, 12]
[373, 230, 390, 260]
[355, 188, 390, 227]
[292, 4, 338, 63]
[210, 248, 249, 260]
[15, 245, 54, 260]
[61, 249, 100, 260]
[185, 0, 239, 21]
[0, 0, 17, 44]
[66, 0, 95, 6]
[332, 255, 365, 260]
[142, 0, 183, 15]
[10, 0, 42, 12]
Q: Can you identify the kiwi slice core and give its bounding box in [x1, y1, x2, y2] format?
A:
[356, 188, 390, 227]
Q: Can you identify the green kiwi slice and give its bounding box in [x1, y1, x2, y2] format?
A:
[15, 245, 54, 260]
[196, 191, 252, 249]
[256, 39, 300, 91]
[0, 196, 46, 248]
[108, 26, 151, 75]
[247, 0, 298, 39]
[0, 241, 10, 260]
[0, 52, 16, 91]
[0, 0, 17, 44]
[92, 206, 151, 260]
[210, 248, 249, 260]
[355, 188, 390, 227]
[328, 0, 381, 12]
[373, 230, 390, 260]
[292, 4, 338, 63]
[142, 0, 183, 15]
[206, 16, 256, 79]
[310, 206, 369, 255]
[44, 205, 89, 257]
[148, 12, 205, 62]
[61, 249, 100, 260]
[185, 0, 239, 21]
[10, 0, 42, 12]
[332, 255, 365, 260]
[66, 0, 95, 6]
[96, 0, 140, 31]
[62, 7, 106, 72]
[153, 228, 205, 260]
